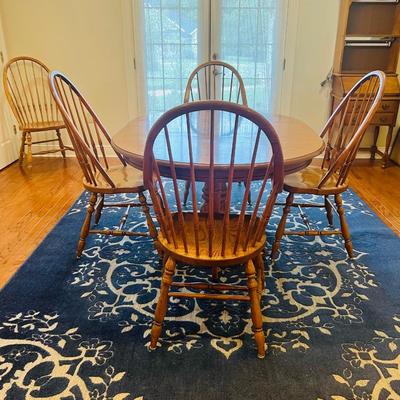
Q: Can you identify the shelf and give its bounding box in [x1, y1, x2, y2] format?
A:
[342, 45, 397, 72]
[347, 2, 400, 36]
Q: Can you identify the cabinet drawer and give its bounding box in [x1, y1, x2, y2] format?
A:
[344, 112, 396, 126]
[347, 100, 398, 113]
[371, 112, 396, 126]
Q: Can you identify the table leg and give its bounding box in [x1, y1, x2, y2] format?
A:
[201, 181, 227, 280]
[382, 126, 394, 169]
[200, 180, 227, 214]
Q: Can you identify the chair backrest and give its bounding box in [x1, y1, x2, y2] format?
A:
[49, 70, 126, 188]
[184, 61, 248, 106]
[319, 70, 385, 188]
[143, 100, 284, 257]
[3, 56, 63, 129]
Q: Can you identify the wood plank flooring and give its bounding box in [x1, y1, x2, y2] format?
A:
[0, 157, 399, 289]
[348, 159, 400, 236]
[0, 158, 82, 287]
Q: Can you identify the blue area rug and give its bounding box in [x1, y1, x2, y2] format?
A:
[0, 184, 399, 400]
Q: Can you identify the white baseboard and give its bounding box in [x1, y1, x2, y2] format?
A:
[26, 144, 115, 157]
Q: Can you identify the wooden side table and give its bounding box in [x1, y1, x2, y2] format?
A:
[331, 73, 400, 168]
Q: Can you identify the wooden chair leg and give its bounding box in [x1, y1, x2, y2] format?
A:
[56, 129, 66, 158]
[245, 259, 266, 359]
[271, 192, 294, 259]
[254, 253, 265, 298]
[183, 180, 190, 206]
[150, 257, 176, 350]
[334, 193, 353, 258]
[25, 132, 33, 165]
[138, 192, 157, 240]
[94, 194, 104, 224]
[77, 193, 97, 258]
[324, 195, 334, 226]
[19, 132, 26, 164]
[210, 266, 220, 281]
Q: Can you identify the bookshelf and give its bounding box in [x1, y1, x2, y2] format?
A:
[331, 0, 400, 167]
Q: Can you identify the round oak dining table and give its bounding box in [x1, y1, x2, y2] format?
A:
[112, 113, 325, 211]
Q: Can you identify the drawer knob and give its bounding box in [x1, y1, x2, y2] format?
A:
[382, 103, 390, 111]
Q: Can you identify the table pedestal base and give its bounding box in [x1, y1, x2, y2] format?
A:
[200, 181, 227, 214]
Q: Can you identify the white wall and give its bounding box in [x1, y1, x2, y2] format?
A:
[288, 0, 340, 133]
[0, 0, 132, 135]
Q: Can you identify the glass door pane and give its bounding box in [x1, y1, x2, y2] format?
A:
[143, 0, 205, 118]
[214, 0, 285, 113]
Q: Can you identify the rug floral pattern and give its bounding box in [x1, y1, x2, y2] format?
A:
[0, 310, 142, 399]
[2, 185, 398, 399]
[321, 314, 400, 400]
[68, 189, 378, 360]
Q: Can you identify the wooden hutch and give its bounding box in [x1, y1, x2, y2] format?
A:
[331, 0, 400, 168]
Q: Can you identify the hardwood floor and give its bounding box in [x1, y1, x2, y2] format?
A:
[0, 157, 399, 289]
[0, 157, 82, 287]
[349, 159, 400, 236]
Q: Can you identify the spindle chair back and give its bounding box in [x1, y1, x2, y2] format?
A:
[184, 61, 248, 105]
[318, 70, 386, 188]
[49, 70, 156, 257]
[3, 56, 71, 163]
[143, 100, 284, 358]
[49, 71, 127, 189]
[183, 61, 248, 205]
[272, 70, 385, 260]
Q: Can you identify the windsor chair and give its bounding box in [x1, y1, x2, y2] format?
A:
[3, 56, 72, 164]
[143, 100, 284, 359]
[49, 71, 157, 258]
[271, 70, 385, 259]
[183, 61, 249, 206]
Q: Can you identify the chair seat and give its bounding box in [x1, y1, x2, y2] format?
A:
[21, 120, 65, 132]
[158, 212, 266, 266]
[84, 165, 145, 193]
[283, 165, 348, 195]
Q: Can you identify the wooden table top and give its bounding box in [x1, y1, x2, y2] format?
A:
[112, 113, 325, 177]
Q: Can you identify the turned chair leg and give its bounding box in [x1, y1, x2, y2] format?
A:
[254, 253, 265, 300]
[77, 192, 97, 258]
[138, 192, 157, 240]
[94, 194, 104, 225]
[25, 132, 33, 165]
[324, 195, 334, 226]
[246, 259, 266, 359]
[56, 129, 66, 158]
[19, 132, 26, 164]
[334, 193, 353, 258]
[183, 180, 190, 206]
[150, 257, 176, 350]
[271, 192, 294, 259]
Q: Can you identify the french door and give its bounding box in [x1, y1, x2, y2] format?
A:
[135, 0, 287, 117]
